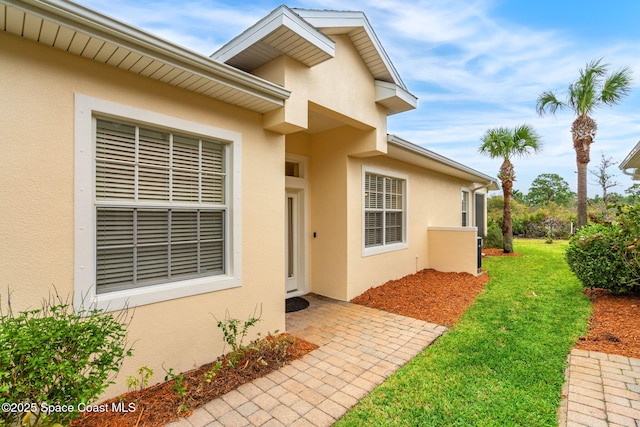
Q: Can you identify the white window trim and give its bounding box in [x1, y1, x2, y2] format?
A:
[362, 165, 409, 257]
[461, 188, 470, 227]
[74, 94, 242, 312]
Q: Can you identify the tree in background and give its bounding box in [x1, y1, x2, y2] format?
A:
[479, 124, 542, 253]
[589, 152, 619, 206]
[536, 58, 632, 228]
[526, 173, 575, 206]
[625, 183, 640, 204]
[512, 189, 526, 204]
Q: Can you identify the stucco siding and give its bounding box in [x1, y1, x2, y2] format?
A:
[345, 155, 472, 300]
[1, 33, 285, 398]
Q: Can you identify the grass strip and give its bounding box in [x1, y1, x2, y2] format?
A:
[336, 239, 591, 427]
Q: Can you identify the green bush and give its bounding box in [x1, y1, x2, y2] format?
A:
[0, 292, 133, 426]
[615, 204, 640, 283]
[483, 222, 503, 249]
[565, 223, 636, 293]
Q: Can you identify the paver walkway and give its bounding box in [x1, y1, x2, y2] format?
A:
[166, 294, 447, 427]
[558, 349, 640, 427]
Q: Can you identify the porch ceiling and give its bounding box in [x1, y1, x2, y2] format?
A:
[2, 0, 290, 114]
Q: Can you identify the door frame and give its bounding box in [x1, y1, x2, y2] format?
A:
[285, 154, 308, 297]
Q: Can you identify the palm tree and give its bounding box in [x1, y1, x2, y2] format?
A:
[536, 58, 632, 228]
[479, 124, 542, 253]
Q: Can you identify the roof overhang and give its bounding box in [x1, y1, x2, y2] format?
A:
[211, 5, 335, 71]
[1, 0, 290, 114]
[294, 9, 417, 114]
[376, 81, 418, 115]
[212, 6, 417, 115]
[387, 135, 499, 190]
[620, 140, 640, 180]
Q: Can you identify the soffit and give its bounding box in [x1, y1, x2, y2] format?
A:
[211, 5, 334, 72]
[620, 140, 640, 180]
[1, 0, 290, 114]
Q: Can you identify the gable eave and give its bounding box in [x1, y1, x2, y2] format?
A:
[211, 5, 335, 72]
[294, 9, 408, 91]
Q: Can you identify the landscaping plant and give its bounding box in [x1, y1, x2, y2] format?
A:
[0, 291, 133, 426]
[566, 203, 640, 294]
[565, 223, 636, 293]
[213, 307, 262, 368]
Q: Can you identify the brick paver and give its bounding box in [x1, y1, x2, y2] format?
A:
[166, 294, 446, 426]
[558, 349, 640, 427]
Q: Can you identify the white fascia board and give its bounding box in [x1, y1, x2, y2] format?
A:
[375, 80, 418, 114]
[387, 134, 499, 189]
[212, 5, 335, 64]
[8, 0, 290, 105]
[295, 9, 408, 90]
[620, 140, 640, 175]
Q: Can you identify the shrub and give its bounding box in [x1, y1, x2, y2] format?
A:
[615, 204, 640, 283]
[483, 222, 503, 249]
[0, 291, 133, 426]
[565, 223, 636, 293]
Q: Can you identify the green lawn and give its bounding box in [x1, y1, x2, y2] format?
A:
[336, 239, 592, 427]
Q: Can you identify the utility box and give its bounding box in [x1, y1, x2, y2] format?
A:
[477, 237, 483, 270]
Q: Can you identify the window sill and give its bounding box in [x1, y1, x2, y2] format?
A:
[362, 242, 408, 257]
[85, 275, 241, 312]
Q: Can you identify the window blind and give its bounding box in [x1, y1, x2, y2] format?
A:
[364, 173, 404, 248]
[95, 118, 226, 294]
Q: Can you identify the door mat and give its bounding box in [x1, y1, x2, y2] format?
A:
[285, 296, 309, 313]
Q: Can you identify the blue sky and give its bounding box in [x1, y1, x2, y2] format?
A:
[77, 0, 640, 197]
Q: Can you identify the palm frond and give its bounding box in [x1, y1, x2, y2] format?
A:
[479, 127, 511, 159]
[581, 58, 607, 79]
[479, 124, 542, 161]
[512, 124, 543, 157]
[601, 66, 633, 106]
[571, 59, 605, 115]
[536, 91, 564, 116]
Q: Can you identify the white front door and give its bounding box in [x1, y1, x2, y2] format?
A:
[285, 190, 304, 295]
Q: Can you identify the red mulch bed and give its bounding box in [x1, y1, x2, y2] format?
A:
[351, 268, 490, 327]
[70, 334, 317, 427]
[482, 247, 522, 257]
[575, 289, 640, 359]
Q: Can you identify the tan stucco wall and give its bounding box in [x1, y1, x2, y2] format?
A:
[306, 35, 379, 128]
[427, 227, 480, 275]
[257, 35, 388, 154]
[344, 155, 473, 300]
[0, 33, 285, 398]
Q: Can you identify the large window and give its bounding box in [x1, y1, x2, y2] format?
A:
[363, 168, 407, 255]
[75, 95, 241, 311]
[95, 119, 226, 294]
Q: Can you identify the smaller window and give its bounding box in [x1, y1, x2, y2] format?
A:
[461, 190, 470, 226]
[363, 168, 407, 256]
[285, 161, 300, 177]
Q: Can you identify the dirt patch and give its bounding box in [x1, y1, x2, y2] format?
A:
[71, 334, 317, 427]
[351, 269, 489, 327]
[482, 247, 522, 257]
[575, 289, 640, 358]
